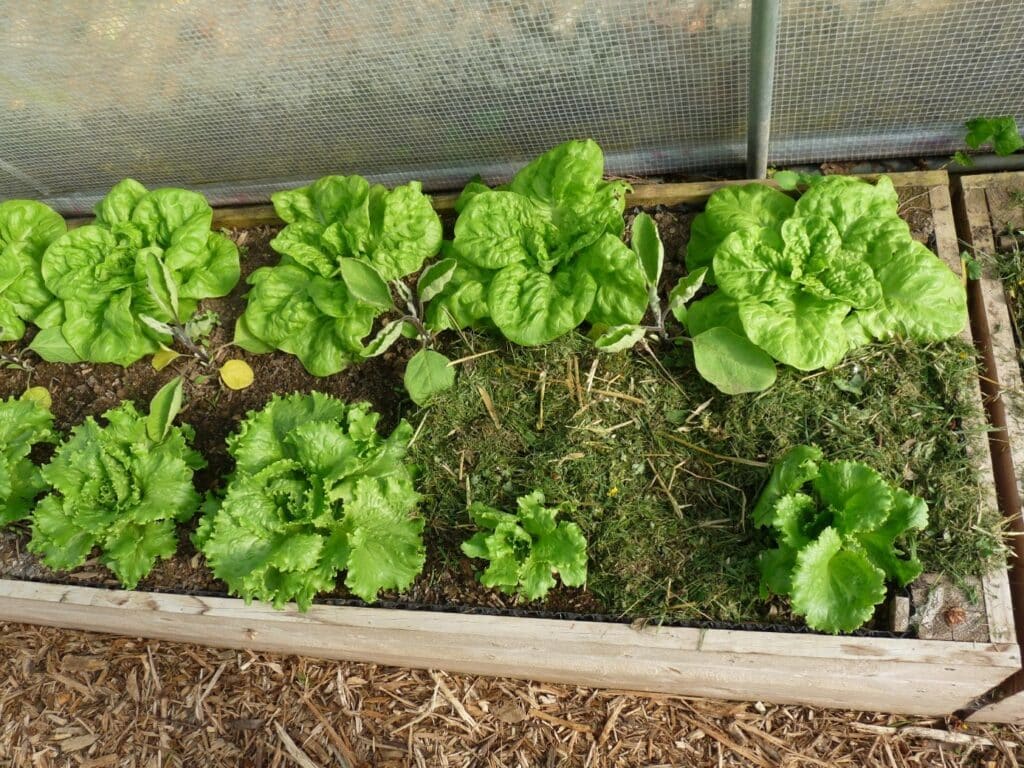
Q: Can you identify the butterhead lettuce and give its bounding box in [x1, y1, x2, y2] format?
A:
[30, 179, 239, 365]
[0, 200, 66, 342]
[682, 176, 967, 391]
[428, 140, 646, 345]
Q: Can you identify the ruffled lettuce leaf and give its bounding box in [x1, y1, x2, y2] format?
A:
[195, 393, 424, 609]
[27, 393, 204, 588]
[0, 397, 56, 526]
[754, 445, 927, 633]
[31, 180, 239, 365]
[460, 490, 588, 601]
[429, 140, 642, 346]
[0, 200, 66, 341]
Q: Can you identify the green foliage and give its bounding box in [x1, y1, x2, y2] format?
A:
[0, 396, 56, 527]
[965, 116, 1024, 156]
[681, 176, 967, 393]
[427, 140, 645, 345]
[235, 176, 442, 376]
[30, 179, 240, 366]
[754, 445, 928, 633]
[461, 491, 587, 601]
[0, 200, 66, 342]
[404, 348, 455, 406]
[28, 377, 204, 588]
[193, 393, 425, 609]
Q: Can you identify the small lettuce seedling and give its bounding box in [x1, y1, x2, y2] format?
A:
[194, 393, 425, 609]
[461, 491, 588, 601]
[30, 180, 240, 366]
[234, 175, 442, 377]
[0, 200, 66, 344]
[28, 377, 205, 588]
[0, 394, 56, 527]
[754, 445, 928, 634]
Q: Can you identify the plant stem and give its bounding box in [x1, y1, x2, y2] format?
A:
[171, 326, 211, 366]
[0, 350, 33, 371]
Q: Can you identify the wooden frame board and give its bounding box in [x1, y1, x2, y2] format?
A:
[953, 172, 1024, 722]
[6, 171, 1019, 718]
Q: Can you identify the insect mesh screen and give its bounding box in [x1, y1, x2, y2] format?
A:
[2, 1, 1023, 211]
[770, 0, 1024, 164]
[0, 1, 749, 211]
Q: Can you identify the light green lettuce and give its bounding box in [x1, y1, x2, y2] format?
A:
[235, 176, 442, 376]
[680, 176, 967, 392]
[193, 393, 425, 609]
[754, 444, 928, 634]
[428, 140, 645, 345]
[461, 490, 588, 601]
[0, 396, 56, 526]
[28, 378, 204, 588]
[30, 179, 239, 365]
[0, 200, 66, 342]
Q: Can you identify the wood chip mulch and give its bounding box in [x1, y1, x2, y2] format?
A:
[0, 623, 1020, 767]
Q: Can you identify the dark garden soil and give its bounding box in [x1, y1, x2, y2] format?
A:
[0, 188, 1005, 634]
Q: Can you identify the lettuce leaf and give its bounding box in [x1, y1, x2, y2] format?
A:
[27, 381, 204, 588]
[461, 490, 587, 601]
[31, 180, 239, 365]
[0, 200, 66, 341]
[429, 140, 643, 346]
[195, 393, 425, 609]
[0, 396, 56, 526]
[755, 444, 927, 633]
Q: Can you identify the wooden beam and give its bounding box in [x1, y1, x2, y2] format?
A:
[0, 579, 1016, 716]
[65, 170, 953, 231]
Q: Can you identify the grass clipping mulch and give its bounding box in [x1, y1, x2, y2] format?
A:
[411, 333, 1005, 625]
[0, 623, 1020, 767]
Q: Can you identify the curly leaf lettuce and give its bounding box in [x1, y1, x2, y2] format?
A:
[681, 176, 967, 391]
[461, 491, 588, 601]
[0, 200, 66, 341]
[30, 179, 240, 365]
[28, 379, 204, 588]
[236, 176, 442, 375]
[194, 393, 425, 609]
[0, 396, 56, 526]
[428, 140, 645, 345]
[755, 444, 928, 633]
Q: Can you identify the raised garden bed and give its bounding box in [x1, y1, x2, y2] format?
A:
[0, 170, 1018, 716]
[953, 172, 1024, 722]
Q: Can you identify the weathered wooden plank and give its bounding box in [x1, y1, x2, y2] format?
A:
[953, 172, 1024, 722]
[65, 170, 952, 230]
[930, 183, 1017, 647]
[0, 580, 1016, 716]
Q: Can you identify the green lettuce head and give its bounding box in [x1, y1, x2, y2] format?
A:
[28, 378, 205, 588]
[234, 176, 443, 376]
[682, 176, 967, 392]
[0, 200, 66, 342]
[754, 444, 928, 634]
[0, 396, 56, 527]
[427, 140, 646, 345]
[30, 179, 240, 366]
[194, 393, 426, 609]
